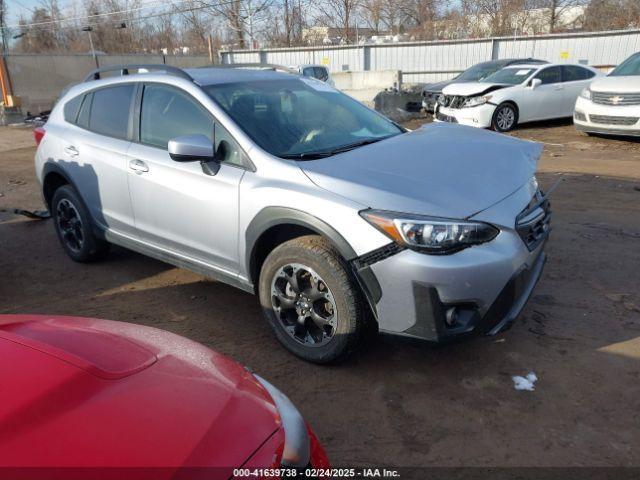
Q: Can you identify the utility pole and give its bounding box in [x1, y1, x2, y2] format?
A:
[207, 33, 213, 64]
[82, 26, 98, 68]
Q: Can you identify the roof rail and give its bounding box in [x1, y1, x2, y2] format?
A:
[214, 63, 298, 75]
[83, 64, 193, 83]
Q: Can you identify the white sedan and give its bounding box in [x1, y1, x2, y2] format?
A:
[435, 63, 602, 132]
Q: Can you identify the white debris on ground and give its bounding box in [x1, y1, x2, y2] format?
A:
[512, 372, 538, 391]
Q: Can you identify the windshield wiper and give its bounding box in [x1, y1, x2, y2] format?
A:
[281, 136, 395, 160]
[279, 152, 334, 159]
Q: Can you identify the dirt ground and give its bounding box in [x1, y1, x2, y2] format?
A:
[1, 119, 639, 470]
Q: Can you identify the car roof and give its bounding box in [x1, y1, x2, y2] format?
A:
[185, 67, 297, 86]
[501, 62, 591, 70]
[482, 58, 547, 66]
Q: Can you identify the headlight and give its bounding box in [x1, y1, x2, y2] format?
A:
[360, 210, 499, 254]
[579, 88, 592, 100]
[462, 95, 492, 108]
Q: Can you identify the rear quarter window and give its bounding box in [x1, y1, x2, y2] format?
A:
[88, 84, 135, 140]
[63, 95, 83, 124]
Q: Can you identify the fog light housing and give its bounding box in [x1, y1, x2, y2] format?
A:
[574, 110, 587, 122]
[445, 307, 458, 326]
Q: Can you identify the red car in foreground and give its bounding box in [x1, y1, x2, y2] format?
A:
[0, 315, 329, 479]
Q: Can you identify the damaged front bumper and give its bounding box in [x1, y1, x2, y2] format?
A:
[355, 180, 550, 342]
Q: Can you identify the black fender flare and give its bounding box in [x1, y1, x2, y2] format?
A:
[41, 161, 77, 208]
[245, 207, 358, 273]
[245, 207, 381, 316]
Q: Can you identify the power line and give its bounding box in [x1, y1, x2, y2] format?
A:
[3, 0, 242, 32]
[2, 0, 182, 29]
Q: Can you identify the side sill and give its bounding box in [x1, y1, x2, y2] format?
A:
[104, 230, 255, 294]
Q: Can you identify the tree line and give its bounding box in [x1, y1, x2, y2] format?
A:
[0, 0, 638, 55]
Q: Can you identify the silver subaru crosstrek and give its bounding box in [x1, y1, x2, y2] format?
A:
[35, 64, 550, 363]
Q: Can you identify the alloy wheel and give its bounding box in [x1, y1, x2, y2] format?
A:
[496, 106, 515, 131]
[270, 263, 338, 347]
[56, 198, 84, 253]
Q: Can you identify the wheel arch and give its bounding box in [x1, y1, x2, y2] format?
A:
[498, 99, 520, 117]
[492, 100, 520, 130]
[246, 207, 358, 288]
[42, 162, 74, 210]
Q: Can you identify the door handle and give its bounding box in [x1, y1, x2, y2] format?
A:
[129, 159, 149, 173]
[64, 146, 79, 157]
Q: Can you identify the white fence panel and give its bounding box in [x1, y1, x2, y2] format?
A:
[220, 29, 640, 79]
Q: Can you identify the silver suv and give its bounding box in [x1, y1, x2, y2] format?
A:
[35, 64, 550, 363]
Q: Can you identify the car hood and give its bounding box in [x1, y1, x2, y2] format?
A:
[422, 80, 454, 93]
[300, 123, 542, 219]
[590, 75, 640, 93]
[442, 82, 511, 96]
[0, 315, 280, 472]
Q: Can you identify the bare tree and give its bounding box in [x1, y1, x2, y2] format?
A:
[0, 0, 7, 55]
[316, 0, 361, 43]
[400, 0, 440, 39]
[583, 0, 639, 31]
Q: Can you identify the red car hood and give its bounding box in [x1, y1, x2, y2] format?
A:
[0, 315, 280, 474]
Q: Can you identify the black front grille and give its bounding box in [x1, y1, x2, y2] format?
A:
[592, 91, 640, 106]
[440, 95, 467, 109]
[516, 190, 552, 251]
[435, 111, 457, 123]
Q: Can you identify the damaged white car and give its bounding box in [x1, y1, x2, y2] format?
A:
[435, 63, 601, 132]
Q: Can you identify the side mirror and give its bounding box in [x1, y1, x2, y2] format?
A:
[529, 78, 542, 89]
[168, 134, 214, 162]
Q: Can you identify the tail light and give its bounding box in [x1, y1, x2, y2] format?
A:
[34, 126, 46, 146]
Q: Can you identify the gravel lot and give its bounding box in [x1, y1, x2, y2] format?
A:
[1, 119, 639, 469]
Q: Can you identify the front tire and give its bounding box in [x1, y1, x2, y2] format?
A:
[258, 235, 364, 363]
[491, 102, 518, 132]
[51, 185, 109, 262]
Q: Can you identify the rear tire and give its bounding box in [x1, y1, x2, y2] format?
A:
[258, 235, 364, 364]
[51, 185, 109, 262]
[491, 102, 518, 132]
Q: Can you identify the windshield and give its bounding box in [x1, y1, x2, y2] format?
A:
[456, 62, 505, 82]
[204, 78, 403, 158]
[483, 67, 535, 85]
[609, 53, 640, 76]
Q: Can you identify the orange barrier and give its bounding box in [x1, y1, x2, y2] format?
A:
[0, 57, 10, 105]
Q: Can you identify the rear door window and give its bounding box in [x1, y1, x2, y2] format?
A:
[139, 83, 213, 149]
[562, 66, 595, 82]
[535, 66, 561, 85]
[88, 85, 135, 139]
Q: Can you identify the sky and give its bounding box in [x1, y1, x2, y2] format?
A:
[3, 0, 165, 26]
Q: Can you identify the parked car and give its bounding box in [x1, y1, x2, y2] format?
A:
[421, 58, 548, 113]
[0, 314, 330, 477]
[35, 64, 550, 363]
[289, 64, 335, 86]
[574, 52, 640, 137]
[436, 62, 601, 132]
